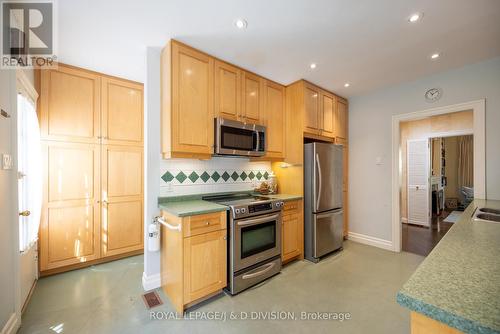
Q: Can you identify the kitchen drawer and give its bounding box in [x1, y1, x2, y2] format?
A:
[283, 200, 300, 213]
[183, 211, 226, 238]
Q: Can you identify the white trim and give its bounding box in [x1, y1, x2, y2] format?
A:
[142, 271, 161, 291]
[1, 313, 21, 334]
[401, 217, 408, 223]
[16, 71, 38, 102]
[348, 232, 393, 251]
[392, 99, 486, 252]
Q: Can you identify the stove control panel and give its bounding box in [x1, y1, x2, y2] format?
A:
[231, 200, 282, 219]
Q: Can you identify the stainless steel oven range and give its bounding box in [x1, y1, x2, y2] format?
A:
[204, 193, 284, 295]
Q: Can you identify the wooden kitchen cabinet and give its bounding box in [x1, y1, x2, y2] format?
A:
[161, 40, 214, 159]
[39, 141, 101, 271]
[161, 211, 227, 313]
[303, 82, 321, 136]
[214, 60, 241, 121]
[101, 77, 143, 146]
[263, 80, 286, 159]
[241, 71, 263, 123]
[335, 98, 348, 140]
[281, 200, 304, 263]
[101, 145, 143, 257]
[39, 64, 143, 275]
[40, 64, 100, 143]
[183, 230, 227, 304]
[320, 91, 335, 138]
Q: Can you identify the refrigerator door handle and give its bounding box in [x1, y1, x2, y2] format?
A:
[317, 209, 343, 219]
[315, 153, 322, 211]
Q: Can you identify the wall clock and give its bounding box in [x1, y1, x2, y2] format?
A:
[425, 88, 442, 102]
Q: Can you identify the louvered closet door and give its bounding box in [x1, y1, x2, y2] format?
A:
[407, 139, 430, 227]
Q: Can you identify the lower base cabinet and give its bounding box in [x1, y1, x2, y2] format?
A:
[281, 200, 304, 263]
[161, 211, 227, 312]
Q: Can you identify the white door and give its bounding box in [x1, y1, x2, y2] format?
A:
[407, 139, 430, 227]
[17, 80, 42, 310]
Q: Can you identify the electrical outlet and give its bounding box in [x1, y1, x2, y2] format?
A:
[2, 154, 13, 170]
[166, 181, 173, 192]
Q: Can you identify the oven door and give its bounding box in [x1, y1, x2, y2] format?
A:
[233, 212, 281, 272]
[215, 118, 266, 156]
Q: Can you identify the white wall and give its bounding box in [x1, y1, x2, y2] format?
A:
[348, 57, 500, 242]
[0, 70, 20, 332]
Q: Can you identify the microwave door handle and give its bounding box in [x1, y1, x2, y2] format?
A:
[255, 130, 260, 152]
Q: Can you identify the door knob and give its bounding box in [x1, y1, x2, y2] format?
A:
[19, 210, 31, 217]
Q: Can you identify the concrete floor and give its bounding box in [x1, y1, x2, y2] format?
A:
[20, 241, 423, 334]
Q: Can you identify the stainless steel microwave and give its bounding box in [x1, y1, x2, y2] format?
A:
[214, 117, 266, 157]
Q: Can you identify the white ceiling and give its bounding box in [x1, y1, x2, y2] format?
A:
[58, 0, 500, 97]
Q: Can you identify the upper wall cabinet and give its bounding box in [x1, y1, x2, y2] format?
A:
[241, 71, 264, 124]
[40, 65, 101, 143]
[263, 80, 285, 159]
[303, 82, 321, 136]
[320, 90, 335, 139]
[335, 98, 348, 140]
[214, 60, 241, 121]
[161, 41, 214, 159]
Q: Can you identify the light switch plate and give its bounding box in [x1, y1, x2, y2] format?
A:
[2, 154, 13, 170]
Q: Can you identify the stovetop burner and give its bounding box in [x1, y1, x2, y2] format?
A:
[203, 193, 284, 218]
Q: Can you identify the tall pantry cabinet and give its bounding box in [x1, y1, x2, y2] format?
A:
[38, 64, 144, 275]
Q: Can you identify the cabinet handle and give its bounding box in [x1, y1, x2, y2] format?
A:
[223, 235, 227, 240]
[205, 221, 210, 226]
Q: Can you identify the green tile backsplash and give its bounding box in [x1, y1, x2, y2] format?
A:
[161, 169, 270, 184]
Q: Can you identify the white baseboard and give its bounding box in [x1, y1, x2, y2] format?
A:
[142, 272, 161, 291]
[348, 232, 394, 251]
[1, 312, 20, 334]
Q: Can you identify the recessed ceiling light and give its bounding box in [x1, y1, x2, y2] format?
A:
[310, 63, 317, 69]
[431, 53, 440, 59]
[344, 83, 350, 88]
[234, 18, 247, 29]
[408, 12, 422, 23]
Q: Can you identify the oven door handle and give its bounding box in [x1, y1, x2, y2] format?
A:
[236, 213, 280, 227]
[242, 262, 276, 280]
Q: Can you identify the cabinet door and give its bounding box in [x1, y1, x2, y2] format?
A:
[263, 80, 285, 159]
[303, 83, 320, 135]
[101, 77, 143, 146]
[242, 71, 262, 123]
[171, 42, 214, 155]
[183, 230, 227, 304]
[214, 60, 241, 121]
[335, 99, 348, 139]
[40, 65, 100, 143]
[101, 145, 143, 257]
[321, 91, 335, 138]
[282, 213, 301, 261]
[39, 142, 101, 272]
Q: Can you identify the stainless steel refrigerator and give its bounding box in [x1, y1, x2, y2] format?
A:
[304, 142, 344, 262]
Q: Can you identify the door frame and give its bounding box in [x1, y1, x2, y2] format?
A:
[391, 99, 485, 252]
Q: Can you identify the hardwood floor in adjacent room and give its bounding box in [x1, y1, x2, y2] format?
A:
[402, 211, 455, 257]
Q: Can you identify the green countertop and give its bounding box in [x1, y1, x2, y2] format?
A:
[397, 199, 500, 334]
[158, 191, 302, 217]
